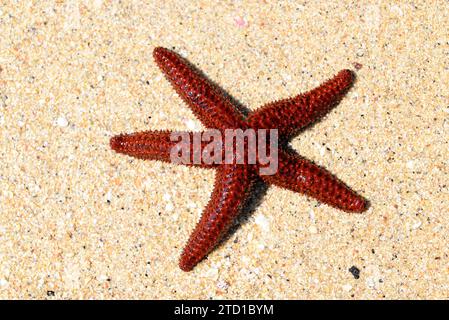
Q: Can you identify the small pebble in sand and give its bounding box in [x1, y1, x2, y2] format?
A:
[56, 116, 68, 127]
[349, 266, 361, 279]
[185, 119, 198, 130]
[217, 279, 230, 291]
[342, 284, 352, 292]
[309, 225, 318, 234]
[353, 62, 363, 70]
[234, 16, 247, 28]
[411, 220, 422, 230]
[105, 190, 112, 203]
[165, 202, 174, 212]
[254, 214, 270, 232]
[163, 193, 172, 201]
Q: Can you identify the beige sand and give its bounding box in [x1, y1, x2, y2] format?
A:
[0, 0, 447, 299]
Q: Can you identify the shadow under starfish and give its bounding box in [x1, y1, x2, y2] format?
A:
[110, 47, 369, 272]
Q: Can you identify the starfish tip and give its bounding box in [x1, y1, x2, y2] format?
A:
[351, 197, 369, 213]
[153, 46, 171, 61]
[110, 135, 123, 152]
[179, 260, 194, 272]
[339, 69, 355, 84]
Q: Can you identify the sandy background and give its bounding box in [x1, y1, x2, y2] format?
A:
[0, 0, 448, 299]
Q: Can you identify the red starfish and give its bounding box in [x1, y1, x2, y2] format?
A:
[110, 47, 368, 271]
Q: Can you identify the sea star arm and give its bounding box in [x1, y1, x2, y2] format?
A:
[179, 165, 254, 271]
[153, 47, 245, 129]
[248, 69, 354, 139]
[110, 130, 216, 168]
[260, 150, 367, 213]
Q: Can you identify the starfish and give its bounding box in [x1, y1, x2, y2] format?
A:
[110, 47, 368, 272]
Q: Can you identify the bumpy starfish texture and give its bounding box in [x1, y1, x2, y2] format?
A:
[110, 47, 368, 272]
